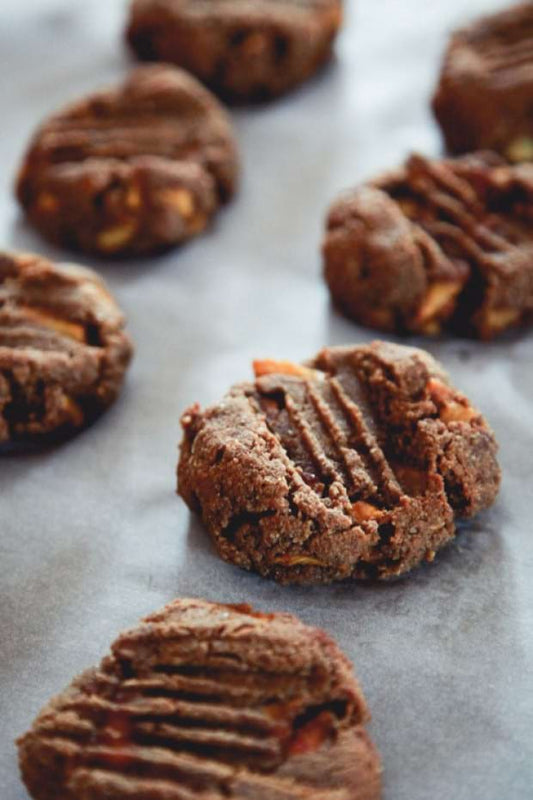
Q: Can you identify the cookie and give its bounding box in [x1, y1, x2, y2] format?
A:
[433, 3, 533, 162]
[17, 598, 382, 800]
[16, 65, 239, 256]
[126, 0, 343, 102]
[0, 252, 132, 445]
[323, 152, 533, 339]
[178, 342, 500, 585]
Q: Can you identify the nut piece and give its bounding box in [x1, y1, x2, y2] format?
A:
[159, 188, 196, 219]
[427, 378, 479, 424]
[352, 501, 384, 524]
[21, 306, 86, 343]
[505, 137, 533, 163]
[61, 396, 84, 427]
[273, 554, 326, 567]
[480, 307, 522, 338]
[253, 360, 321, 381]
[97, 221, 138, 253]
[125, 186, 142, 211]
[414, 281, 463, 330]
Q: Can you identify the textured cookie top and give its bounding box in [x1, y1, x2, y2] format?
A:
[16, 65, 239, 255]
[432, 3, 533, 160]
[443, 3, 533, 85]
[127, 0, 342, 102]
[17, 599, 381, 800]
[178, 342, 500, 584]
[324, 153, 533, 338]
[0, 251, 132, 443]
[0, 252, 125, 338]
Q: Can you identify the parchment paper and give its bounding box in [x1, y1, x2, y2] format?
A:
[1, 2, 532, 798]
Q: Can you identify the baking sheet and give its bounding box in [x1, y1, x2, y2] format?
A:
[1, 1, 532, 798]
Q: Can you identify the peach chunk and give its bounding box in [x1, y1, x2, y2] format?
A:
[351, 501, 384, 524]
[427, 378, 478, 423]
[288, 712, 334, 756]
[253, 360, 320, 380]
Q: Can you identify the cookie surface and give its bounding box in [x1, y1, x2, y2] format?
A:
[18, 598, 381, 800]
[0, 252, 132, 445]
[178, 342, 500, 585]
[433, 3, 533, 162]
[16, 65, 239, 256]
[127, 0, 343, 101]
[323, 152, 533, 339]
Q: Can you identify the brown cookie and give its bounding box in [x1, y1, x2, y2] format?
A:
[126, 0, 343, 102]
[17, 598, 382, 800]
[0, 251, 133, 445]
[433, 3, 533, 162]
[178, 342, 500, 585]
[323, 152, 533, 339]
[16, 65, 239, 256]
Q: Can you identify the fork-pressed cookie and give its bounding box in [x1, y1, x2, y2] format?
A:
[323, 152, 533, 339]
[16, 65, 239, 256]
[177, 342, 500, 585]
[127, 0, 343, 102]
[433, 3, 533, 162]
[0, 251, 132, 444]
[17, 598, 382, 800]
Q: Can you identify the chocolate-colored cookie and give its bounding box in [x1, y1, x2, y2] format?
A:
[17, 598, 382, 800]
[178, 342, 500, 585]
[323, 152, 533, 339]
[16, 65, 239, 256]
[0, 252, 132, 445]
[127, 0, 343, 102]
[433, 3, 533, 162]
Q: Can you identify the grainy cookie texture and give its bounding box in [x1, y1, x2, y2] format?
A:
[433, 3, 533, 162]
[127, 0, 343, 101]
[178, 342, 500, 585]
[16, 65, 239, 256]
[0, 252, 132, 445]
[323, 152, 533, 339]
[17, 598, 382, 800]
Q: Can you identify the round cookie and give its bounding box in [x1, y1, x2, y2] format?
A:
[432, 3, 533, 162]
[0, 251, 133, 445]
[323, 152, 533, 339]
[127, 0, 343, 102]
[16, 65, 239, 256]
[18, 598, 382, 800]
[178, 342, 500, 585]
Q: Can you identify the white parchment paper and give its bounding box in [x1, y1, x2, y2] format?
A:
[1, 2, 532, 798]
